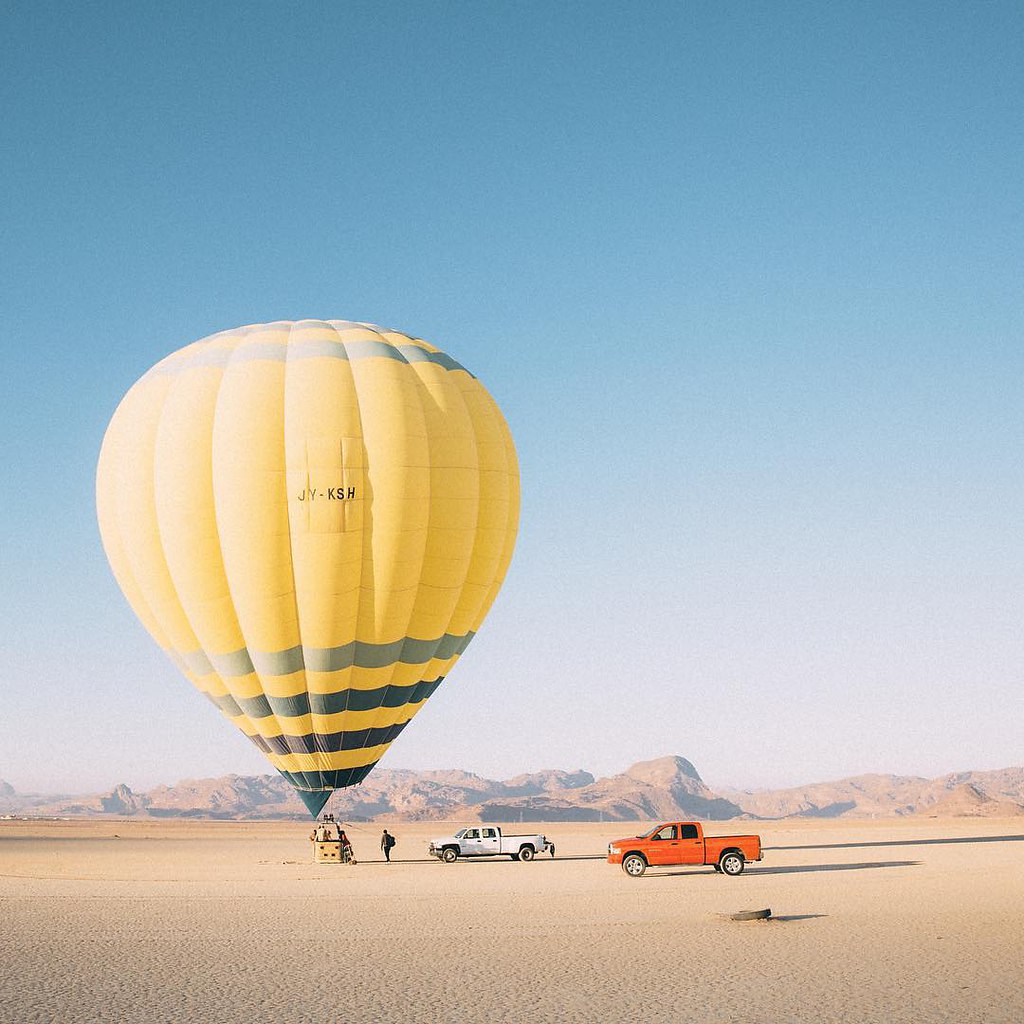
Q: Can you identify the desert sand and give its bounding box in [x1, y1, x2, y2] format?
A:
[1, 817, 1021, 1023]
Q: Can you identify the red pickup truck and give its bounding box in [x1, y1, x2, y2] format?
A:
[607, 821, 763, 877]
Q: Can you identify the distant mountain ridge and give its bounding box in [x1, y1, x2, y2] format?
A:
[2, 758, 1022, 821]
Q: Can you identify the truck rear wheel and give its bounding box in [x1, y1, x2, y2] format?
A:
[441, 847, 459, 863]
[518, 845, 535, 861]
[720, 852, 745, 876]
[622, 854, 647, 877]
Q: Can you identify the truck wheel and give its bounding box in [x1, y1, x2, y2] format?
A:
[720, 852, 745, 876]
[518, 846, 535, 862]
[441, 847, 459, 863]
[622, 854, 647, 877]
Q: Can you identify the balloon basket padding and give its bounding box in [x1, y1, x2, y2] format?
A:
[312, 840, 355, 865]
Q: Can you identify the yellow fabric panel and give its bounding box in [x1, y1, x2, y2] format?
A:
[228, 670, 309, 701]
[348, 352, 431, 642]
[179, 667, 222, 699]
[213, 342, 298, 651]
[96, 375, 203, 658]
[403, 366, 479, 641]
[445, 376, 516, 637]
[477, 409, 521, 622]
[244, 700, 423, 737]
[96, 416, 171, 651]
[154, 362, 244, 655]
[307, 699, 424, 736]
[285, 338, 364, 651]
[224, 713, 260, 738]
[300, 653, 460, 697]
[266, 745, 389, 773]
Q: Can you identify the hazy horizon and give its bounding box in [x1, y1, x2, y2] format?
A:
[4, 751, 1021, 800]
[2, 3, 1022, 794]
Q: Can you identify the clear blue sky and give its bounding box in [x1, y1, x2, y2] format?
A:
[2, 2, 1022, 793]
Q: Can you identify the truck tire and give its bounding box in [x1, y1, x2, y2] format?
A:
[622, 853, 647, 877]
[441, 847, 459, 863]
[719, 851, 745, 876]
[518, 845, 535, 862]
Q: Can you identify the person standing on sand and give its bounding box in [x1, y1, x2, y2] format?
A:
[339, 829, 355, 864]
[381, 829, 396, 863]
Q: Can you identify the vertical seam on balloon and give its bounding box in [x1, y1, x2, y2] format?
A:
[493, 409, 521, 595]
[149, 331, 241, 738]
[368, 347, 468, 735]
[203, 326, 266, 748]
[359, 326, 417, 746]
[211, 327, 293, 761]
[127, 379, 205, 656]
[431, 356, 483, 678]
[338, 324, 369, 727]
[468, 395, 518, 630]
[281, 324, 317, 767]
[99, 417, 170, 650]
[442, 376, 497, 643]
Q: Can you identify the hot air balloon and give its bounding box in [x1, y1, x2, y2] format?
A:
[96, 320, 520, 816]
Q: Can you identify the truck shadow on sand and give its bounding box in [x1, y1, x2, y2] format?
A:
[650, 859, 920, 878]
[767, 834, 1024, 853]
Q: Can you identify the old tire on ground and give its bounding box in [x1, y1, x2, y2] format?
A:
[730, 908, 771, 921]
[518, 845, 535, 862]
[622, 853, 647, 877]
[509, 854, 519, 861]
[713, 863, 722, 872]
[720, 852, 745, 876]
[441, 847, 459, 863]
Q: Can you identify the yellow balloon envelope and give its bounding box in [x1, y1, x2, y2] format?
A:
[96, 320, 520, 816]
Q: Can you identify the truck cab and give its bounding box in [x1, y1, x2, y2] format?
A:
[606, 821, 763, 877]
[457, 826, 502, 855]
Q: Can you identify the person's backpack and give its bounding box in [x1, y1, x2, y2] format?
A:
[386, 834, 396, 849]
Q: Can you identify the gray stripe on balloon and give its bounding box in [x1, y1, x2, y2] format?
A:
[180, 631, 474, 680]
[146, 339, 474, 377]
[246, 719, 411, 756]
[208, 676, 444, 721]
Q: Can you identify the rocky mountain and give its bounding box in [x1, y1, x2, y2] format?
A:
[475, 757, 744, 822]
[720, 766, 1024, 819]
[915, 782, 1024, 818]
[4, 759, 1022, 821]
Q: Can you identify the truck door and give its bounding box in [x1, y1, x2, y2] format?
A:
[479, 827, 501, 854]
[678, 823, 704, 864]
[461, 828, 483, 854]
[647, 824, 680, 865]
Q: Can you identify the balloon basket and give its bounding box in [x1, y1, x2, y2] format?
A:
[313, 840, 348, 864]
[310, 816, 357, 864]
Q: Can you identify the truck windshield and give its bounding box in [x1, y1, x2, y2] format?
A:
[454, 829, 467, 839]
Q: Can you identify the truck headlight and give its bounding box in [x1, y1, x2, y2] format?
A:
[609, 845, 620, 855]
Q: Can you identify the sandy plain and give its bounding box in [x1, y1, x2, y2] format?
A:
[1, 817, 1022, 1024]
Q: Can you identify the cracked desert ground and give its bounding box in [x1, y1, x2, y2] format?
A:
[2, 817, 1022, 1023]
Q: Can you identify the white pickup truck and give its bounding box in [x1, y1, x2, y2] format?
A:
[429, 826, 555, 862]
